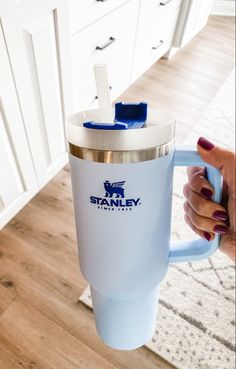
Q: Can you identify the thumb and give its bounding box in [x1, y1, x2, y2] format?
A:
[197, 137, 235, 188]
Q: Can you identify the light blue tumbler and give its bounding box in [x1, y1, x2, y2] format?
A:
[67, 108, 222, 350]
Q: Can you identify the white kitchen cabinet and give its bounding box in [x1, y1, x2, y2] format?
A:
[0, 24, 38, 229]
[0, 0, 71, 189]
[137, 0, 182, 33]
[69, 0, 130, 35]
[174, 0, 214, 47]
[132, 1, 181, 83]
[0, 0, 71, 229]
[71, 0, 139, 112]
[70, 0, 181, 111]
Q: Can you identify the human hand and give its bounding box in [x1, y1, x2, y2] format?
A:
[183, 137, 236, 262]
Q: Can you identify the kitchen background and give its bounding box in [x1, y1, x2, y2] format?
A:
[0, 0, 235, 230]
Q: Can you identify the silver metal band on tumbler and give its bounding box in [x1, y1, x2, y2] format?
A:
[69, 140, 174, 164]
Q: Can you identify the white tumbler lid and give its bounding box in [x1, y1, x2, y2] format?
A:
[67, 108, 175, 151]
[90, 286, 159, 350]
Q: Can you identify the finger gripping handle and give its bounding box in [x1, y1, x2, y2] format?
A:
[169, 145, 222, 263]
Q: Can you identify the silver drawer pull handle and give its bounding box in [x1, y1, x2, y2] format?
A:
[95, 86, 112, 99]
[160, 0, 172, 5]
[96, 37, 116, 51]
[152, 40, 164, 50]
[96, 0, 108, 2]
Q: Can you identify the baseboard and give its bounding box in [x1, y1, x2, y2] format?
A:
[211, 0, 235, 16]
[163, 47, 180, 60]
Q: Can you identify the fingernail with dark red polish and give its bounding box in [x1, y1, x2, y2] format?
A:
[198, 137, 215, 151]
[213, 210, 228, 221]
[201, 188, 213, 199]
[204, 232, 211, 241]
[214, 225, 228, 234]
[204, 167, 208, 179]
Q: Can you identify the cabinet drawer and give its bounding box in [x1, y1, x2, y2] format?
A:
[71, 0, 138, 90]
[72, 44, 133, 112]
[69, 0, 130, 35]
[132, 7, 180, 82]
[139, 0, 182, 32]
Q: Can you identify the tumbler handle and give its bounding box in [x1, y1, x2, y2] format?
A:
[169, 145, 222, 263]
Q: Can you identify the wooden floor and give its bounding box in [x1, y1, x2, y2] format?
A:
[0, 16, 235, 369]
[118, 16, 235, 144]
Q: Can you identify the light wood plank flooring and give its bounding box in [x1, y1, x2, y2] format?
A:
[0, 16, 235, 369]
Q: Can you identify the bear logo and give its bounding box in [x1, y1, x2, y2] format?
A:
[104, 181, 125, 198]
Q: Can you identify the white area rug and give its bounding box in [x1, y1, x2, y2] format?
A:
[79, 69, 235, 369]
